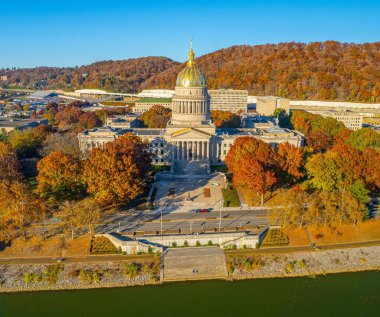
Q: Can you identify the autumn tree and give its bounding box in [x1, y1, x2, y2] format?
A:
[0, 181, 41, 239]
[36, 151, 86, 203]
[269, 186, 309, 228]
[76, 112, 103, 131]
[139, 105, 172, 128]
[346, 128, 380, 151]
[83, 133, 151, 205]
[277, 142, 305, 184]
[40, 132, 81, 158]
[225, 137, 278, 205]
[8, 129, 43, 158]
[33, 124, 55, 140]
[0, 141, 22, 185]
[54, 105, 84, 129]
[210, 110, 241, 128]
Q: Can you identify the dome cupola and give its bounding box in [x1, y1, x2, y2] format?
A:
[175, 41, 206, 87]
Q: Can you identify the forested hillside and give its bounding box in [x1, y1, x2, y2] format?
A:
[1, 57, 178, 93]
[2, 41, 380, 102]
[144, 41, 380, 102]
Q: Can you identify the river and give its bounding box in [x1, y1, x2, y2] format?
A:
[0, 271, 379, 317]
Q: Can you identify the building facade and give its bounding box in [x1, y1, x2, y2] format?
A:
[308, 110, 363, 130]
[78, 45, 304, 173]
[256, 96, 290, 116]
[208, 89, 248, 113]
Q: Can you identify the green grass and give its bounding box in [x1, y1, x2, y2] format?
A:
[222, 184, 240, 207]
[137, 98, 172, 103]
[211, 165, 228, 173]
[151, 164, 170, 174]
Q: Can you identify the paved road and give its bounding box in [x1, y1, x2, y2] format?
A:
[97, 208, 270, 235]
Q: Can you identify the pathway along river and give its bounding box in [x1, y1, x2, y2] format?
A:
[1, 271, 379, 317]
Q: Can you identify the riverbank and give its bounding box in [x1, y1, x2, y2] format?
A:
[226, 245, 380, 280]
[0, 246, 379, 293]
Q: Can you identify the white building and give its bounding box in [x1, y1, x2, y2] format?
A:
[309, 110, 363, 130]
[78, 45, 304, 171]
[138, 89, 175, 98]
[208, 89, 248, 113]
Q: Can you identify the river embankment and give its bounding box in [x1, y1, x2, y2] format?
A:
[0, 245, 379, 293]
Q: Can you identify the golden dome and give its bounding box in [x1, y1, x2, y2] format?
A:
[176, 44, 206, 87]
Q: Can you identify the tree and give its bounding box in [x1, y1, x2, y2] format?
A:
[270, 186, 309, 228]
[139, 105, 172, 128]
[76, 112, 103, 131]
[83, 133, 151, 205]
[8, 129, 42, 158]
[237, 157, 277, 205]
[0, 181, 41, 239]
[40, 132, 81, 158]
[57, 200, 79, 240]
[0, 141, 22, 185]
[273, 108, 291, 128]
[36, 151, 86, 203]
[305, 152, 343, 192]
[277, 142, 305, 183]
[210, 110, 241, 128]
[225, 137, 279, 205]
[33, 124, 55, 140]
[346, 128, 380, 151]
[54, 105, 84, 129]
[74, 198, 101, 239]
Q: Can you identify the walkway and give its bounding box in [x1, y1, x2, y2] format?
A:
[162, 247, 228, 281]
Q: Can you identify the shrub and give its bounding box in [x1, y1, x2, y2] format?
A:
[285, 261, 295, 273]
[297, 259, 307, 269]
[184, 240, 189, 247]
[196, 241, 201, 247]
[24, 273, 33, 285]
[172, 242, 177, 248]
[124, 263, 139, 279]
[207, 240, 213, 246]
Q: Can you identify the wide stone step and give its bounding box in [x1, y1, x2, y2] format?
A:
[162, 247, 228, 281]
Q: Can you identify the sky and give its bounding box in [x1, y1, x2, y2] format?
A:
[1, 0, 379, 68]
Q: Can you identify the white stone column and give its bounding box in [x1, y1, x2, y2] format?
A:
[206, 142, 209, 159]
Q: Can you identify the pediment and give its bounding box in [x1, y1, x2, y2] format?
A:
[170, 127, 211, 139]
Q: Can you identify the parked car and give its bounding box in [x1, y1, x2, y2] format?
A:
[198, 209, 209, 214]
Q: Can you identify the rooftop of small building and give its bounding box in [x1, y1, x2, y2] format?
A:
[136, 97, 172, 104]
[0, 117, 48, 127]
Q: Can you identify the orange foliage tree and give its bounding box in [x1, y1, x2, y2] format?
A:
[210, 110, 241, 128]
[83, 133, 151, 205]
[277, 142, 305, 184]
[225, 137, 278, 205]
[36, 151, 86, 202]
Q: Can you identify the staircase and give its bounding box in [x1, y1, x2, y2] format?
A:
[162, 247, 228, 281]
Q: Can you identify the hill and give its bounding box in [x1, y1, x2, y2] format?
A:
[144, 41, 380, 103]
[1, 57, 178, 93]
[2, 41, 379, 102]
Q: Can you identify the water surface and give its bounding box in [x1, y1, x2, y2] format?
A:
[0, 271, 379, 317]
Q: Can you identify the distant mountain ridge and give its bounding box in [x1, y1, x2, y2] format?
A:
[144, 41, 380, 103]
[1, 57, 178, 93]
[2, 41, 380, 102]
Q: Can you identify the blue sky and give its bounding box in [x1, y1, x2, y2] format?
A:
[1, 0, 379, 68]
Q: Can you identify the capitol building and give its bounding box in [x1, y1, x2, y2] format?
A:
[78, 45, 304, 175]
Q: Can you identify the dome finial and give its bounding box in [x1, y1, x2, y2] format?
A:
[187, 37, 195, 67]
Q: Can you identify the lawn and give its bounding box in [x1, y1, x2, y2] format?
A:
[309, 220, 380, 245]
[222, 184, 240, 207]
[211, 165, 228, 173]
[261, 228, 289, 247]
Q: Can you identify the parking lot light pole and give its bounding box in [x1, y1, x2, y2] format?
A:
[219, 200, 222, 232]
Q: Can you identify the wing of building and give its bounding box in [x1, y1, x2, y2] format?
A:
[78, 44, 305, 175]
